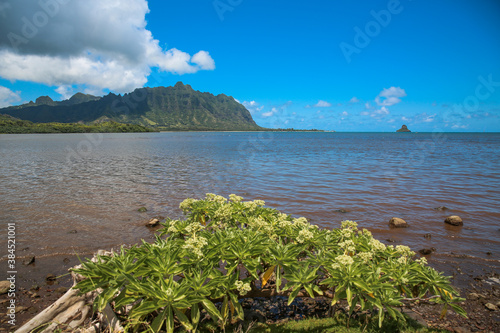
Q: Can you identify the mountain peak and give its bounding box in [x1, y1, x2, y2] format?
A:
[35, 96, 55, 105]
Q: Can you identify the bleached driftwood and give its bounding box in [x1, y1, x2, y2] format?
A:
[15, 250, 123, 333]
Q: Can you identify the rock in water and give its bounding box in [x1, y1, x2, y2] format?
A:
[396, 124, 411, 132]
[146, 218, 160, 227]
[434, 206, 448, 211]
[389, 217, 409, 228]
[444, 215, 463, 226]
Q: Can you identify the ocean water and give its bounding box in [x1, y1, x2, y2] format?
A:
[1, 132, 499, 269]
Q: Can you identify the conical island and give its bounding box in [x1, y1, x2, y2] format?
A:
[396, 124, 411, 132]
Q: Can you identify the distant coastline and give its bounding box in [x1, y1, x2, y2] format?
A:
[0, 114, 157, 134]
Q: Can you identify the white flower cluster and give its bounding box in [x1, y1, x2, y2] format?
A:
[184, 222, 204, 235]
[335, 254, 354, 267]
[248, 216, 273, 234]
[415, 257, 428, 266]
[368, 238, 387, 252]
[293, 217, 308, 227]
[296, 228, 314, 243]
[395, 245, 415, 257]
[213, 204, 233, 221]
[166, 220, 180, 234]
[340, 228, 353, 239]
[229, 194, 243, 203]
[357, 251, 373, 263]
[338, 239, 356, 252]
[235, 280, 252, 296]
[277, 214, 292, 228]
[179, 198, 197, 212]
[341, 220, 358, 230]
[182, 236, 208, 258]
[205, 193, 228, 203]
[397, 256, 408, 265]
[243, 200, 265, 211]
[166, 288, 174, 297]
[361, 229, 372, 237]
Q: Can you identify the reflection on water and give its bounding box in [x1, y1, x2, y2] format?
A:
[1, 132, 499, 264]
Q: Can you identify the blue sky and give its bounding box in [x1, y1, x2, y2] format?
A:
[0, 0, 499, 131]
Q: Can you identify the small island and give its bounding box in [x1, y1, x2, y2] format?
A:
[396, 124, 411, 132]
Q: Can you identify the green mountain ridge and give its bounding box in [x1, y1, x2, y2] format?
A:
[0, 114, 156, 134]
[0, 82, 263, 131]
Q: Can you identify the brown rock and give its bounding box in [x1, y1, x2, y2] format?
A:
[46, 274, 57, 281]
[485, 302, 498, 311]
[389, 217, 409, 228]
[0, 281, 11, 294]
[419, 248, 433, 255]
[146, 218, 160, 227]
[445, 215, 463, 226]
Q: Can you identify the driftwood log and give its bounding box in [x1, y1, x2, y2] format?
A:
[15, 250, 123, 333]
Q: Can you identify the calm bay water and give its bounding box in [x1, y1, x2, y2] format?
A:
[1, 132, 499, 268]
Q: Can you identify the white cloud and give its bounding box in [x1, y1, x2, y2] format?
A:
[307, 100, 331, 108]
[402, 116, 409, 121]
[0, 0, 215, 95]
[423, 114, 436, 122]
[0, 86, 21, 107]
[365, 102, 372, 109]
[191, 51, 215, 70]
[314, 100, 332, 107]
[260, 102, 292, 120]
[387, 119, 395, 123]
[342, 111, 348, 116]
[349, 97, 360, 103]
[262, 107, 277, 118]
[242, 100, 265, 115]
[361, 111, 370, 116]
[55, 85, 76, 100]
[375, 87, 406, 106]
[376, 106, 389, 115]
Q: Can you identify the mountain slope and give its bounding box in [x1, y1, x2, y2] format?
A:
[0, 82, 263, 131]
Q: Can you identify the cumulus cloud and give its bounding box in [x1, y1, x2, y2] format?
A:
[349, 97, 360, 103]
[306, 100, 332, 108]
[242, 100, 264, 114]
[0, 0, 215, 94]
[314, 100, 332, 107]
[260, 101, 292, 119]
[0, 86, 22, 107]
[375, 87, 406, 106]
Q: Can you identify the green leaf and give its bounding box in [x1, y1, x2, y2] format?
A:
[201, 298, 222, 321]
[151, 307, 168, 333]
[165, 306, 174, 333]
[191, 303, 200, 326]
[173, 307, 194, 331]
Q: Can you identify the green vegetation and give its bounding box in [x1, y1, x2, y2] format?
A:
[0, 114, 156, 134]
[73, 194, 466, 333]
[0, 82, 263, 131]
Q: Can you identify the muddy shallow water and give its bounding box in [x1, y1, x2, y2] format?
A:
[1, 132, 499, 268]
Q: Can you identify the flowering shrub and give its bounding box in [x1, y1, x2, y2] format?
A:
[73, 194, 466, 332]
